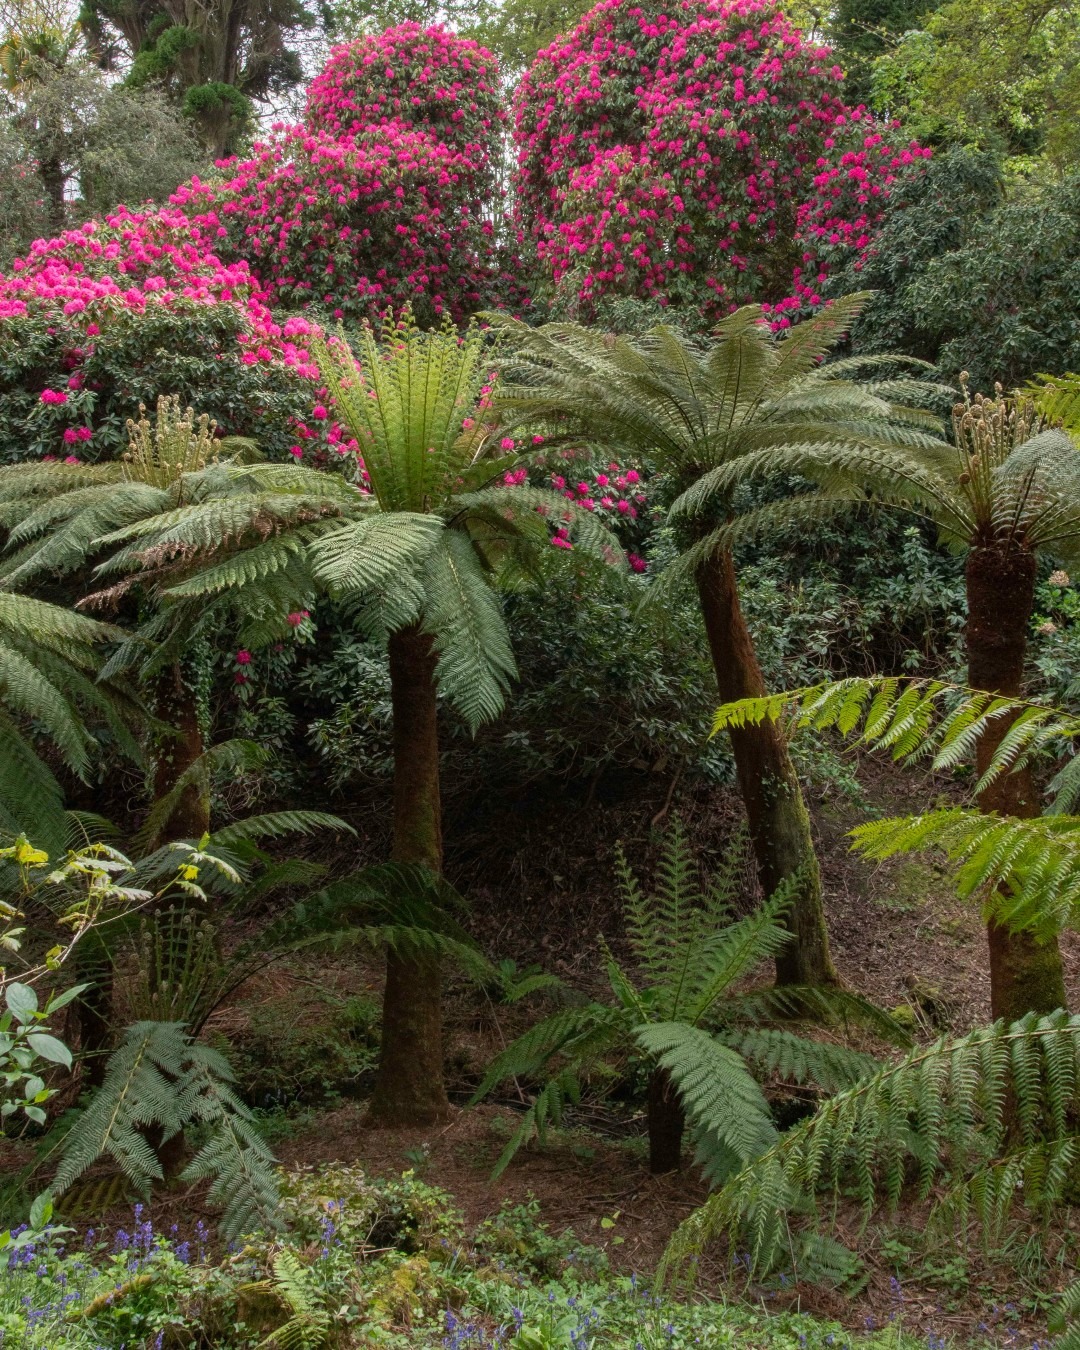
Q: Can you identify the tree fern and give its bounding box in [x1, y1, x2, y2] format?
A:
[50, 1020, 284, 1242]
[474, 827, 887, 1179]
[660, 1011, 1080, 1283]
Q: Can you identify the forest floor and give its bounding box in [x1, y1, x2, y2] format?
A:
[11, 754, 1079, 1345]
[205, 753, 1080, 1344]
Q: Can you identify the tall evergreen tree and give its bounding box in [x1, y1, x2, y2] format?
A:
[79, 0, 316, 154]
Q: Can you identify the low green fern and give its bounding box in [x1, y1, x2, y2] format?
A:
[472, 824, 888, 1181]
[659, 1010, 1080, 1284]
[49, 1021, 283, 1242]
[241, 1248, 332, 1349]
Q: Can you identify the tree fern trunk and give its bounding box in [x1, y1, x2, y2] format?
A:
[695, 548, 837, 988]
[647, 1067, 685, 1173]
[151, 663, 210, 844]
[967, 546, 1067, 1020]
[367, 623, 452, 1127]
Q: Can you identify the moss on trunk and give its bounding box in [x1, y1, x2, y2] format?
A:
[695, 548, 837, 988]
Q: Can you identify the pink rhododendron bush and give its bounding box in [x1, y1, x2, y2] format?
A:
[0, 207, 336, 463]
[173, 25, 515, 326]
[513, 0, 931, 321]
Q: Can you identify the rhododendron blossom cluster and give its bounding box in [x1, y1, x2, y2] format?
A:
[173, 26, 514, 326]
[513, 0, 931, 320]
[0, 207, 358, 462]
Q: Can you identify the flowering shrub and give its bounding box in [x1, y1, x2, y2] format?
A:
[513, 0, 931, 321]
[305, 24, 502, 168]
[172, 124, 504, 327]
[172, 26, 515, 327]
[0, 207, 340, 462]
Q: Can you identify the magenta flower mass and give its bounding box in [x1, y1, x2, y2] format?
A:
[173, 25, 513, 327]
[513, 0, 930, 320]
[0, 207, 350, 462]
[0, 8, 935, 462]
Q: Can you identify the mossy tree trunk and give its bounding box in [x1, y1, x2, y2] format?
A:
[647, 1066, 685, 1174]
[367, 622, 452, 1126]
[695, 548, 837, 988]
[966, 546, 1067, 1021]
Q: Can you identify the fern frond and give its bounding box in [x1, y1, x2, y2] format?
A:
[851, 808, 1080, 937]
[712, 676, 1078, 796]
[420, 529, 517, 732]
[489, 1069, 583, 1180]
[634, 1021, 777, 1168]
[722, 1028, 879, 1094]
[660, 1011, 1080, 1282]
[470, 1004, 625, 1104]
[208, 812, 354, 849]
[52, 1021, 283, 1241]
[52, 1022, 190, 1196]
[180, 1048, 284, 1241]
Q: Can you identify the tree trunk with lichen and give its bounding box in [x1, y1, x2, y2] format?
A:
[695, 548, 837, 988]
[366, 623, 452, 1126]
[966, 547, 1067, 1021]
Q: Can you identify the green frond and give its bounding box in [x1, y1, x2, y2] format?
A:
[487, 303, 942, 508]
[722, 1028, 879, 1094]
[659, 1011, 1080, 1283]
[0, 710, 70, 856]
[635, 1021, 777, 1169]
[711, 675, 1079, 797]
[51, 1021, 283, 1242]
[1050, 1275, 1080, 1350]
[470, 1003, 624, 1104]
[851, 808, 1080, 938]
[313, 317, 493, 515]
[307, 512, 443, 605]
[208, 811, 354, 850]
[489, 1070, 584, 1180]
[456, 483, 625, 567]
[421, 529, 517, 732]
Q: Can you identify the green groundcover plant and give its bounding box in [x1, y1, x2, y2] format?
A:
[0, 1164, 948, 1349]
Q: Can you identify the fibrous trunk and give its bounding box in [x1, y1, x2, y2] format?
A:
[367, 623, 451, 1126]
[966, 547, 1067, 1021]
[647, 1066, 685, 1174]
[695, 548, 837, 987]
[151, 663, 210, 845]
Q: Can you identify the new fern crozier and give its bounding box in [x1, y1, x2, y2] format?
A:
[472, 825, 883, 1180]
